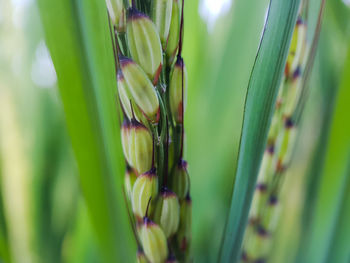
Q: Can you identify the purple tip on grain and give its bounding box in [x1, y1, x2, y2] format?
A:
[175, 55, 184, 68]
[126, 163, 133, 173]
[256, 225, 268, 237]
[128, 7, 148, 20]
[166, 254, 177, 263]
[142, 167, 157, 178]
[269, 195, 278, 206]
[178, 159, 188, 169]
[241, 251, 248, 262]
[293, 66, 301, 79]
[143, 216, 155, 227]
[119, 56, 133, 67]
[185, 193, 192, 203]
[297, 17, 303, 25]
[130, 117, 146, 129]
[267, 144, 275, 155]
[122, 118, 131, 128]
[256, 183, 268, 192]
[161, 187, 176, 198]
[137, 247, 144, 254]
[285, 117, 294, 129]
[161, 186, 170, 193]
[255, 258, 266, 263]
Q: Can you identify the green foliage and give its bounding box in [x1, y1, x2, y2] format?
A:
[219, 0, 301, 261]
[184, 0, 269, 260]
[36, 0, 136, 261]
[0, 0, 349, 262]
[295, 2, 350, 262]
[0, 171, 11, 263]
[300, 46, 350, 263]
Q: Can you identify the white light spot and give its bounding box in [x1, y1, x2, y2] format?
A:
[11, 0, 32, 7]
[343, 0, 350, 7]
[31, 41, 57, 88]
[11, 0, 33, 28]
[199, 0, 232, 31]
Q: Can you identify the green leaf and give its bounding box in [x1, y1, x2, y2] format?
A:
[37, 0, 136, 262]
[326, 163, 350, 263]
[300, 46, 350, 263]
[0, 172, 11, 263]
[184, 0, 270, 261]
[295, 2, 343, 259]
[219, 0, 301, 262]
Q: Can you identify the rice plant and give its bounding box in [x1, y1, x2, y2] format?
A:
[240, 3, 311, 262]
[0, 0, 349, 263]
[106, 0, 191, 261]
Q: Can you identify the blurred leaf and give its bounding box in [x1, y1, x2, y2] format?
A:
[295, 2, 348, 259]
[29, 92, 77, 263]
[327, 164, 350, 263]
[0, 172, 11, 263]
[184, 0, 270, 261]
[300, 45, 350, 263]
[219, 0, 301, 262]
[64, 200, 100, 263]
[37, 0, 136, 262]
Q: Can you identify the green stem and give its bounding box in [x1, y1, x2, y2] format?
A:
[173, 125, 182, 164]
[116, 31, 129, 57]
[153, 92, 168, 187]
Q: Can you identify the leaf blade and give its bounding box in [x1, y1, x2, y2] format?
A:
[37, 0, 136, 261]
[219, 0, 301, 262]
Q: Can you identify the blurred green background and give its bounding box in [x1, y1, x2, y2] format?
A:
[0, 0, 349, 262]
